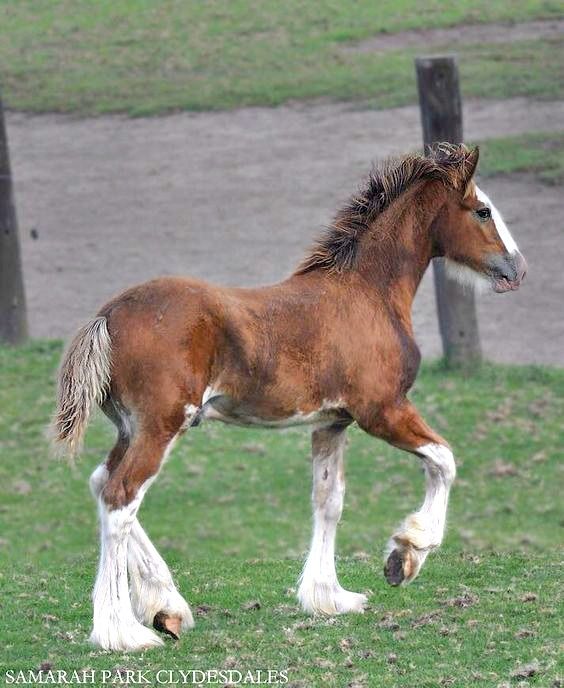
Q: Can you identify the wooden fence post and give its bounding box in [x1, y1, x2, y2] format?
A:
[415, 55, 481, 367]
[0, 91, 28, 344]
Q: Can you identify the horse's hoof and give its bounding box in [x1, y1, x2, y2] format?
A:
[384, 549, 405, 586]
[153, 611, 182, 640]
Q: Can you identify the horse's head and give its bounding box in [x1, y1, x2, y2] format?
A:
[434, 146, 527, 293]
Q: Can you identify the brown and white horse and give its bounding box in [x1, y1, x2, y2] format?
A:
[53, 144, 526, 651]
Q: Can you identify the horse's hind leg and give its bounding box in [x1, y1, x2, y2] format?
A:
[88, 434, 128, 500]
[298, 425, 367, 615]
[90, 426, 181, 651]
[127, 463, 194, 639]
[89, 400, 131, 502]
[89, 414, 193, 645]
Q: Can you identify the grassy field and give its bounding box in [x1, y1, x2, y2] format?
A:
[1, 3, 562, 684]
[0, 1, 563, 114]
[477, 131, 564, 185]
[1, 342, 563, 686]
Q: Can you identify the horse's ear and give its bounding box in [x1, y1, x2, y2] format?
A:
[462, 146, 479, 197]
[464, 146, 479, 180]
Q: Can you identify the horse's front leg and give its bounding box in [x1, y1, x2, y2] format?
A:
[298, 425, 368, 615]
[361, 401, 456, 586]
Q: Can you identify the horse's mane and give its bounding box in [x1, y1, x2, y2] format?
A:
[295, 143, 476, 275]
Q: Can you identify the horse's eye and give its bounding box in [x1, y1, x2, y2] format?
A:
[476, 206, 491, 221]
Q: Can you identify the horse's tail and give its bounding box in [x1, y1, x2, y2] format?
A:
[51, 316, 112, 460]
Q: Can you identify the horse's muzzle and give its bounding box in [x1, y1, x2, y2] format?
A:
[489, 251, 527, 293]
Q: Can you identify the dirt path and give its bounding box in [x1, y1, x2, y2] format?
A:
[7, 97, 564, 364]
[342, 19, 564, 54]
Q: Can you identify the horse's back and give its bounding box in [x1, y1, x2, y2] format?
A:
[93, 273, 406, 428]
[94, 274, 339, 425]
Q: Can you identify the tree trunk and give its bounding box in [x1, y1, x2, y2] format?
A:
[415, 55, 481, 368]
[0, 93, 28, 344]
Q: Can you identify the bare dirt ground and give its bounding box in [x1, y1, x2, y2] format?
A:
[7, 97, 564, 364]
[342, 19, 564, 53]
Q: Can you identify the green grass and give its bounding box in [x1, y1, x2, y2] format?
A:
[1, 342, 563, 685]
[477, 131, 564, 185]
[3, 556, 562, 686]
[0, 1, 562, 115]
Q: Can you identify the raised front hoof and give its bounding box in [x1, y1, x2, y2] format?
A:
[384, 549, 405, 586]
[89, 622, 164, 652]
[384, 545, 428, 587]
[153, 610, 193, 640]
[298, 583, 368, 615]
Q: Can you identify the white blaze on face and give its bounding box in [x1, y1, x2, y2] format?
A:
[475, 185, 519, 255]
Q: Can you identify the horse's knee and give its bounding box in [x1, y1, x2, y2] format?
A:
[102, 475, 142, 511]
[102, 461, 160, 512]
[101, 478, 128, 511]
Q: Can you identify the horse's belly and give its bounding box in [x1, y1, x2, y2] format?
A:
[196, 387, 347, 429]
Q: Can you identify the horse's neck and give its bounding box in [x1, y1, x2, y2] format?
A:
[355, 181, 445, 329]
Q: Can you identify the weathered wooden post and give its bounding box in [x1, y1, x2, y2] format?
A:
[415, 55, 481, 367]
[0, 91, 28, 344]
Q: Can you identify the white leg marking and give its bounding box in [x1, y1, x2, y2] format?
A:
[89, 463, 109, 499]
[128, 520, 194, 631]
[126, 435, 193, 629]
[475, 185, 519, 254]
[89, 452, 194, 640]
[129, 436, 193, 631]
[386, 443, 455, 583]
[298, 429, 367, 615]
[90, 480, 164, 651]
